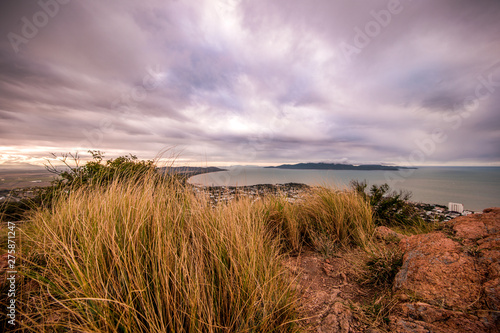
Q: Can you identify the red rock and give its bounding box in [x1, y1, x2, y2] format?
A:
[478, 235, 500, 302]
[484, 278, 500, 311]
[390, 302, 489, 333]
[318, 302, 352, 333]
[394, 231, 482, 309]
[448, 208, 500, 313]
[374, 226, 406, 242]
[392, 207, 500, 332]
[449, 207, 500, 241]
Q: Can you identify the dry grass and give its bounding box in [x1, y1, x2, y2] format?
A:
[261, 196, 304, 254]
[335, 241, 404, 330]
[261, 187, 375, 254]
[17, 176, 300, 332]
[7, 172, 382, 332]
[300, 187, 374, 251]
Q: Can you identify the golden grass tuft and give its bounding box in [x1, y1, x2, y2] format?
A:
[19, 176, 300, 332]
[300, 187, 375, 250]
[9, 170, 381, 332]
[260, 187, 375, 253]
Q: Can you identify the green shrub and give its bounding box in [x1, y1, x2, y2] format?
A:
[0, 199, 33, 222]
[46, 151, 158, 188]
[1, 152, 163, 222]
[350, 180, 425, 230]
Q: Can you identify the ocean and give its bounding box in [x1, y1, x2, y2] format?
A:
[189, 166, 500, 212]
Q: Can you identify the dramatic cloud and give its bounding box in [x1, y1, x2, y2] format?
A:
[1, 0, 499, 166]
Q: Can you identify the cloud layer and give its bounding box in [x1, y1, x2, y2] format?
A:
[1, 0, 499, 166]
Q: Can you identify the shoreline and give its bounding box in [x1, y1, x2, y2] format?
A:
[187, 166, 500, 212]
[0, 171, 486, 223]
[189, 182, 478, 222]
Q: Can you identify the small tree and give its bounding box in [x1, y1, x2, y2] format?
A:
[1, 152, 162, 221]
[350, 180, 423, 228]
[45, 150, 156, 188]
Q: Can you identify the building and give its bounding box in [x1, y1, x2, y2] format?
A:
[448, 202, 464, 214]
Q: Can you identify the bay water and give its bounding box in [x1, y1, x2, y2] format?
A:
[189, 166, 500, 212]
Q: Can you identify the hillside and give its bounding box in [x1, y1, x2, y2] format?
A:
[1, 166, 497, 332]
[285, 207, 500, 332]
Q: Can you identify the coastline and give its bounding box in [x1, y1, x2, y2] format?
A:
[189, 182, 474, 222]
[187, 166, 500, 212]
[0, 165, 494, 217]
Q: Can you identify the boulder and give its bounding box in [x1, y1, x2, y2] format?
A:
[391, 208, 500, 332]
[450, 207, 500, 241]
[390, 302, 489, 333]
[394, 231, 482, 309]
[478, 235, 500, 311]
[449, 207, 500, 312]
[374, 226, 406, 242]
[318, 302, 353, 333]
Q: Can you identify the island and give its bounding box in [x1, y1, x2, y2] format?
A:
[265, 162, 416, 171]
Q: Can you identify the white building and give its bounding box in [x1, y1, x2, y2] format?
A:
[448, 202, 464, 214]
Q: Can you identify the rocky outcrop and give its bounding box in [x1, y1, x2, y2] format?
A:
[389, 302, 490, 333]
[374, 226, 407, 243]
[391, 207, 500, 332]
[394, 231, 483, 309]
[282, 208, 500, 332]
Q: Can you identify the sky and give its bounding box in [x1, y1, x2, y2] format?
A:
[1, 0, 499, 167]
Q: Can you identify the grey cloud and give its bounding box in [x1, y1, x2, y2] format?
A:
[0, 0, 499, 165]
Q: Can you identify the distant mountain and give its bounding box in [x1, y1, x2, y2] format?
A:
[0, 162, 45, 170]
[265, 163, 416, 171]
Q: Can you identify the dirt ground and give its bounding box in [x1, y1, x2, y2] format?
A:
[0, 237, 390, 332]
[284, 249, 390, 333]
